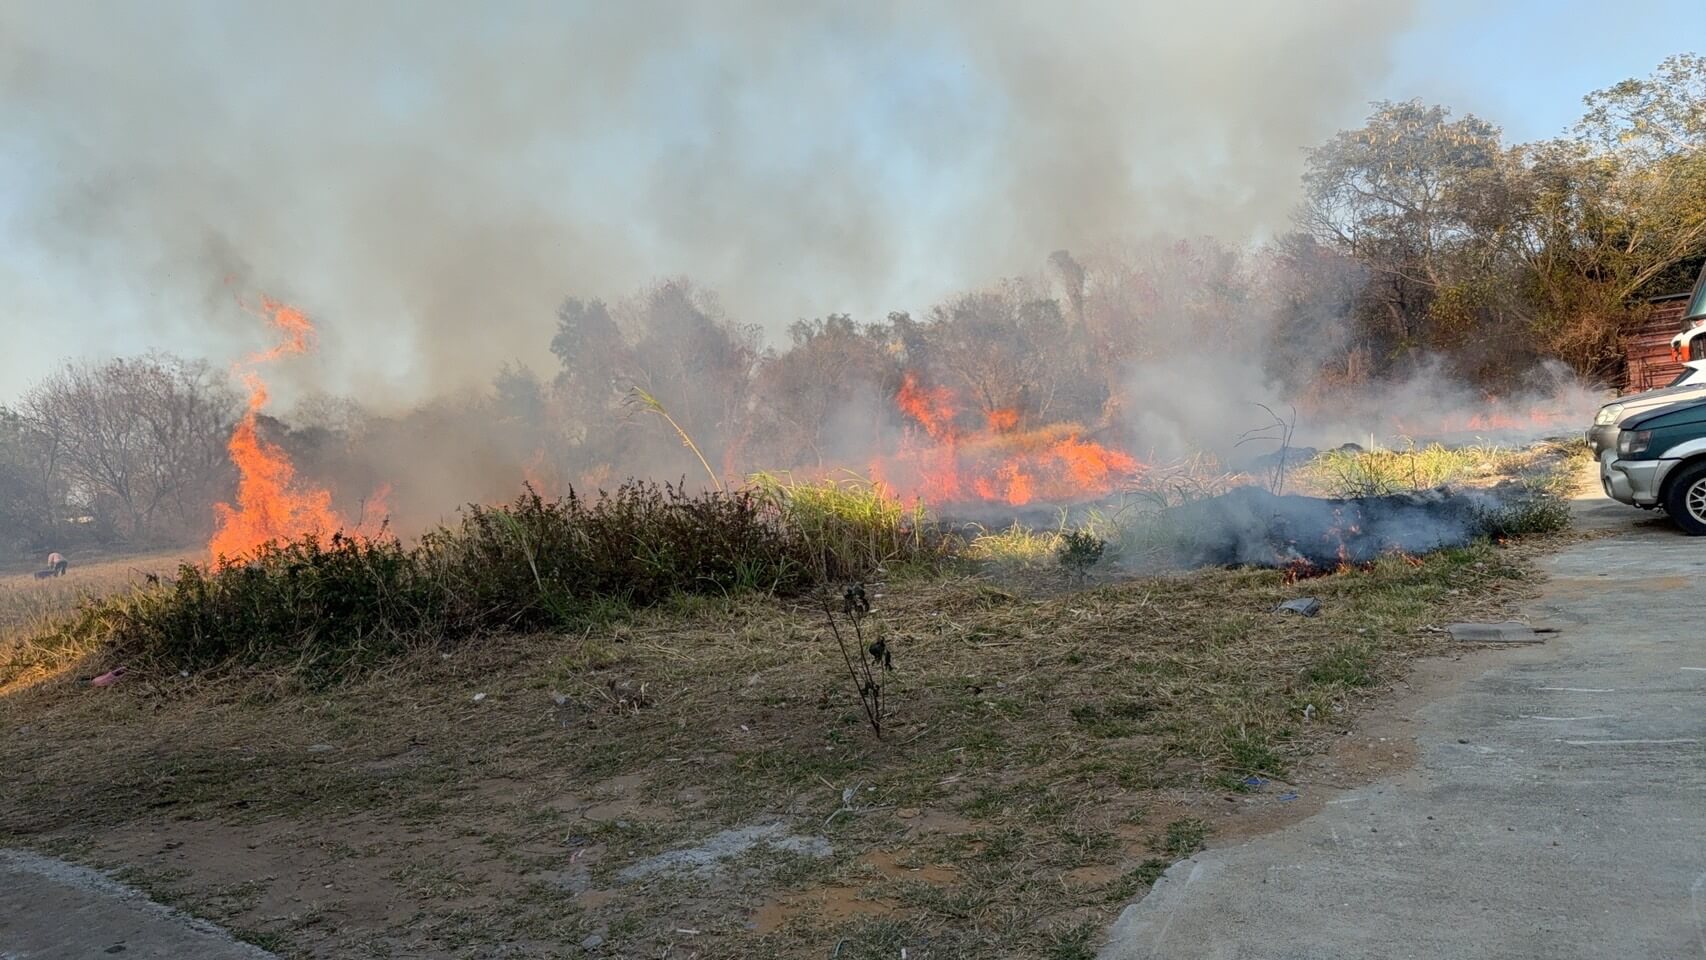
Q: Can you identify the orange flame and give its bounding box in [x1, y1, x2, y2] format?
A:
[895, 373, 957, 440]
[521, 447, 557, 497]
[209, 297, 380, 560]
[1392, 403, 1574, 438]
[872, 375, 1142, 507]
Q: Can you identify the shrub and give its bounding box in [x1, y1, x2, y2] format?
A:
[101, 534, 435, 679]
[427, 482, 815, 628]
[49, 481, 943, 682]
[1472, 491, 1572, 537]
[1055, 530, 1106, 575]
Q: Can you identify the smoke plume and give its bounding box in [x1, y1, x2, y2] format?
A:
[0, 1, 1415, 404]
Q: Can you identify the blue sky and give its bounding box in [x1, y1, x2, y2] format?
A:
[1386, 0, 1705, 142]
[0, 1, 1702, 404]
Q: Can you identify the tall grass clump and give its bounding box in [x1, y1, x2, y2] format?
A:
[427, 482, 815, 625]
[748, 472, 941, 578]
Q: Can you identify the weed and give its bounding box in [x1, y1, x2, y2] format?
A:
[1105, 858, 1171, 902]
[966, 523, 1061, 566]
[1219, 725, 1287, 777]
[1160, 818, 1208, 858]
[819, 582, 893, 739]
[1474, 493, 1572, 537]
[1056, 530, 1106, 578]
[10, 481, 938, 685]
[1302, 643, 1376, 688]
[1046, 923, 1101, 960]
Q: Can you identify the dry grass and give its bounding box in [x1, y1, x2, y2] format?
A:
[0, 551, 188, 694]
[0, 538, 1547, 958]
[1295, 439, 1587, 498]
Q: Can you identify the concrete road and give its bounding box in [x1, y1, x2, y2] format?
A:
[1102, 493, 1706, 959]
[0, 849, 277, 959]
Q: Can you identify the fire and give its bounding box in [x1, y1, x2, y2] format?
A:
[986, 407, 1020, 432]
[895, 373, 957, 440]
[209, 297, 382, 560]
[521, 447, 557, 496]
[871, 373, 1142, 507]
[1392, 402, 1576, 439]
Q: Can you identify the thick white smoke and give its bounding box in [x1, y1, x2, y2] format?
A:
[0, 0, 1415, 405]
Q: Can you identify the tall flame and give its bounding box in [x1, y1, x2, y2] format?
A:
[209, 297, 375, 560]
[872, 373, 1142, 507]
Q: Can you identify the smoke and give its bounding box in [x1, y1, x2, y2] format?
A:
[0, 0, 1416, 405]
[1163, 485, 1521, 570]
[1125, 351, 1605, 466]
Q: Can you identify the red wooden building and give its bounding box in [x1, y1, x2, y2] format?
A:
[1622, 293, 1694, 392]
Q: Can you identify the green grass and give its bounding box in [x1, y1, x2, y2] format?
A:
[748, 471, 940, 577]
[1160, 818, 1208, 858]
[1302, 643, 1377, 688]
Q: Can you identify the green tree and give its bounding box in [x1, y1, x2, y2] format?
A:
[1300, 100, 1516, 366]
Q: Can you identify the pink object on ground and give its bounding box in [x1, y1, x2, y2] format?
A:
[90, 667, 127, 687]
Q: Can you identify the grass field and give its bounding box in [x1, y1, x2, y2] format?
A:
[0, 539, 1548, 958]
[0, 551, 190, 694]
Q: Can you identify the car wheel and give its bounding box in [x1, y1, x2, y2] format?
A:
[1661, 461, 1706, 535]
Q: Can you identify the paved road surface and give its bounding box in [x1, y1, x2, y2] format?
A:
[1102, 491, 1706, 958]
[0, 849, 277, 959]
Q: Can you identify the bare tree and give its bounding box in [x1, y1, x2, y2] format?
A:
[22, 354, 238, 544]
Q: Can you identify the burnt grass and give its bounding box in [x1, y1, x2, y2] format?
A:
[0, 533, 1549, 959]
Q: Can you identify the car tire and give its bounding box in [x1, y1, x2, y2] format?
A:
[1661, 460, 1706, 535]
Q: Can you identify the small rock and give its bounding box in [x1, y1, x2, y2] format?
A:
[897, 807, 921, 819]
[580, 934, 605, 950]
[1457, 738, 1470, 744]
[472, 692, 487, 702]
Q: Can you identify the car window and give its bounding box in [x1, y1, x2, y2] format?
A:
[1669, 369, 1695, 388]
[1689, 259, 1706, 321]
